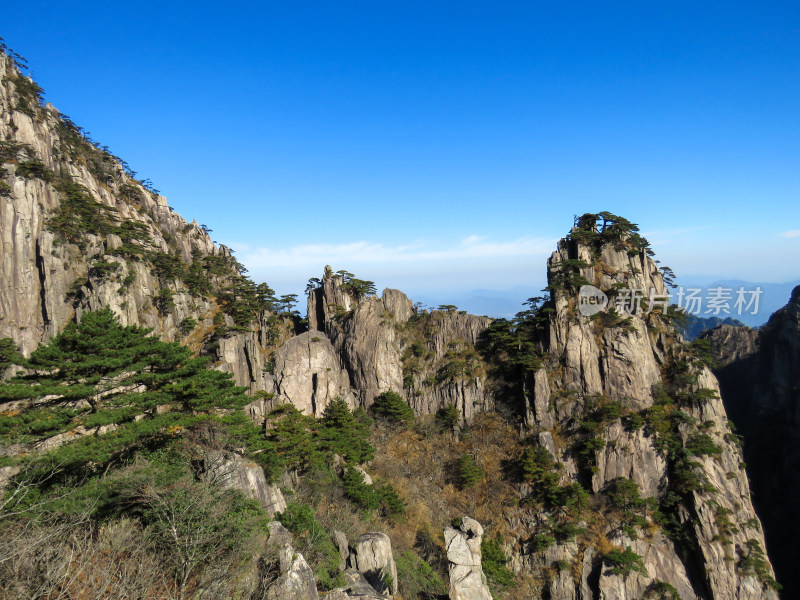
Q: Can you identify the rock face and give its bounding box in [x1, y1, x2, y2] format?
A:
[307, 267, 493, 419]
[0, 53, 280, 394]
[444, 517, 492, 600]
[271, 331, 355, 416]
[349, 532, 398, 596]
[197, 450, 286, 517]
[327, 570, 386, 599]
[507, 218, 779, 600]
[263, 522, 319, 600]
[703, 287, 800, 598]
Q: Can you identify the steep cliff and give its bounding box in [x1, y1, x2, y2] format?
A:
[0, 52, 291, 392]
[703, 287, 800, 598]
[306, 266, 493, 421]
[482, 214, 780, 600]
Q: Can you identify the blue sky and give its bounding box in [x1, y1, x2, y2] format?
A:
[3, 1, 799, 316]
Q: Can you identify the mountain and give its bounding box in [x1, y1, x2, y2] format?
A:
[0, 46, 783, 600]
[680, 315, 746, 341]
[702, 286, 800, 599]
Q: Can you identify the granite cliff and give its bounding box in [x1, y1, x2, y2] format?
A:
[703, 287, 800, 599]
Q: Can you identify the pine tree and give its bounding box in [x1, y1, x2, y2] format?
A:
[371, 390, 415, 425]
[457, 453, 483, 488]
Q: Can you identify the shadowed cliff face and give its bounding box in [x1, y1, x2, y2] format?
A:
[704, 286, 800, 598]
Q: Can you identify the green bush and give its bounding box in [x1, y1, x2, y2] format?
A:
[603, 546, 647, 577]
[481, 537, 514, 593]
[47, 180, 113, 247]
[686, 433, 723, 457]
[178, 317, 197, 335]
[435, 403, 461, 430]
[395, 551, 446, 598]
[317, 399, 374, 465]
[154, 288, 175, 315]
[456, 453, 483, 488]
[277, 503, 345, 590]
[371, 390, 415, 425]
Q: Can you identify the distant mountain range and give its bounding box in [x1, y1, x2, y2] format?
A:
[416, 280, 800, 327]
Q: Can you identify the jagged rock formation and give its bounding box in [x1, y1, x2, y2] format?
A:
[444, 516, 492, 600]
[269, 330, 355, 416]
[703, 286, 800, 598]
[502, 216, 779, 600]
[349, 532, 398, 596]
[0, 53, 286, 393]
[327, 570, 387, 599]
[198, 450, 287, 517]
[1, 46, 782, 600]
[306, 266, 492, 420]
[263, 522, 319, 600]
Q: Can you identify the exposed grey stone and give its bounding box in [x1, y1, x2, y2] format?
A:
[444, 516, 492, 600]
[349, 532, 398, 596]
[198, 450, 286, 517]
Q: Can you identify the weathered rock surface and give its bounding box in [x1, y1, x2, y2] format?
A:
[507, 220, 778, 600]
[704, 286, 800, 597]
[271, 331, 355, 416]
[263, 522, 319, 600]
[327, 569, 386, 599]
[0, 53, 278, 395]
[198, 450, 286, 517]
[349, 532, 398, 596]
[444, 517, 492, 600]
[307, 267, 492, 418]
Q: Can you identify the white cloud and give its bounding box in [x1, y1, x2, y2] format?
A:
[234, 236, 555, 271]
[780, 229, 800, 239]
[461, 235, 484, 245]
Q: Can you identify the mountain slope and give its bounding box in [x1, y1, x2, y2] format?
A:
[703, 287, 800, 599]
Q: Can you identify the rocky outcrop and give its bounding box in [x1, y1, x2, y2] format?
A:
[307, 267, 492, 418]
[327, 569, 387, 599]
[349, 532, 398, 596]
[507, 217, 779, 600]
[444, 516, 492, 600]
[198, 450, 286, 517]
[263, 522, 319, 600]
[703, 286, 800, 598]
[270, 331, 355, 416]
[0, 53, 279, 395]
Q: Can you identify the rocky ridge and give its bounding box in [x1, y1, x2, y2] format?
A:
[703, 286, 800, 599]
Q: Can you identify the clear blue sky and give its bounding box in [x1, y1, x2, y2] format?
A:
[3, 1, 799, 311]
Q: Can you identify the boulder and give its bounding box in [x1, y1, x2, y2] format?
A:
[444, 517, 492, 600]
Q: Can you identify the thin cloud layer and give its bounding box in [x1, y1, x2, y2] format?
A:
[233, 236, 555, 271]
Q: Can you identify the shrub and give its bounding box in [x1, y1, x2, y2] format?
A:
[436, 403, 461, 430]
[686, 433, 723, 457]
[277, 503, 344, 590]
[456, 453, 483, 488]
[481, 537, 514, 593]
[371, 390, 414, 425]
[645, 581, 680, 600]
[603, 546, 647, 577]
[395, 551, 446, 598]
[154, 288, 175, 315]
[317, 399, 374, 465]
[47, 180, 113, 247]
[178, 317, 197, 335]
